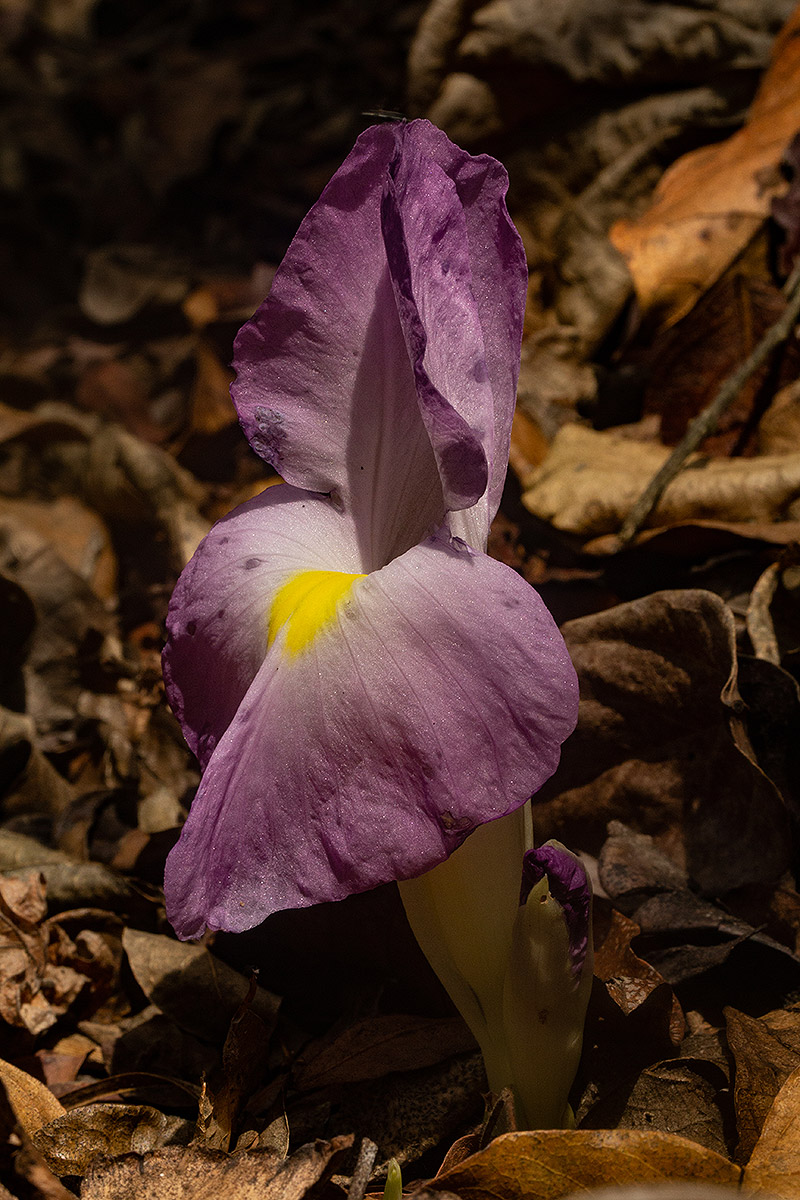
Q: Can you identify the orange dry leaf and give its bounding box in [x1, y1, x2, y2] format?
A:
[434, 1129, 740, 1200]
[610, 3, 800, 331]
[744, 1063, 800, 1197]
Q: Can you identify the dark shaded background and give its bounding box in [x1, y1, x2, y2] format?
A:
[1, 0, 425, 328]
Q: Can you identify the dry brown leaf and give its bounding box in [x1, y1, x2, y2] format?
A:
[189, 341, 236, 435]
[0, 1058, 65, 1136]
[294, 1015, 475, 1092]
[200, 977, 273, 1152]
[534, 589, 790, 894]
[618, 1058, 732, 1157]
[744, 1062, 800, 1197]
[641, 238, 800, 455]
[122, 930, 280, 1045]
[79, 1135, 352, 1200]
[509, 408, 551, 479]
[0, 495, 116, 603]
[610, 4, 800, 328]
[594, 910, 682, 1033]
[10, 1142, 75, 1200]
[584, 518, 800, 557]
[295, 1050, 485, 1174]
[0, 873, 86, 1036]
[2, 862, 137, 915]
[522, 424, 800, 536]
[35, 1048, 89, 1096]
[33, 1102, 189, 1177]
[75, 359, 165, 445]
[760, 379, 800, 454]
[79, 246, 189, 326]
[433, 1129, 740, 1200]
[725, 1005, 800, 1162]
[0, 711, 75, 822]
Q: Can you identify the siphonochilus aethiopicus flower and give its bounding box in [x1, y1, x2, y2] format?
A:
[162, 120, 588, 1125]
[163, 118, 578, 939]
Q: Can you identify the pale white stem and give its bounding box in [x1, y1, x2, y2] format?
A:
[503, 871, 594, 1128]
[399, 814, 593, 1131]
[398, 806, 532, 1092]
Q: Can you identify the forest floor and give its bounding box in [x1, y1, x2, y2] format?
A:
[2, 1, 800, 1197]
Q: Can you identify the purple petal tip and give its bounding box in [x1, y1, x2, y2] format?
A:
[521, 844, 591, 980]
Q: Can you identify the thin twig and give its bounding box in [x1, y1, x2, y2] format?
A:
[618, 259, 800, 545]
[347, 1139, 378, 1200]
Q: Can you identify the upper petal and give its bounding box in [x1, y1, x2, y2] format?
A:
[382, 123, 527, 539]
[381, 145, 488, 517]
[411, 124, 528, 525]
[232, 123, 445, 570]
[164, 530, 578, 939]
[231, 120, 526, 563]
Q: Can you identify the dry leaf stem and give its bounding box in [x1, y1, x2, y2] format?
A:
[618, 258, 800, 544]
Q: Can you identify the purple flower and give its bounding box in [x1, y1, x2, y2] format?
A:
[162, 120, 579, 941]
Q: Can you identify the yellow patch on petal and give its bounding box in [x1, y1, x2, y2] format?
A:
[268, 570, 366, 655]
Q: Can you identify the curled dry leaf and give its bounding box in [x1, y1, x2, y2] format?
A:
[743, 1062, 800, 1198]
[79, 1005, 218, 1086]
[640, 238, 800, 455]
[629, 886, 800, 995]
[534, 589, 790, 895]
[189, 341, 237, 436]
[79, 246, 189, 326]
[594, 908, 682, 1033]
[0, 403, 209, 574]
[522, 424, 800, 538]
[79, 1134, 353, 1200]
[585, 517, 800, 558]
[0, 1057, 65, 1136]
[0, 872, 86, 1036]
[201, 977, 274, 1152]
[432, 1129, 740, 1200]
[759, 378, 800, 454]
[2, 862, 139, 916]
[582, 901, 687, 1108]
[773, 131, 800, 275]
[0, 517, 117, 745]
[725, 1005, 800, 1163]
[410, 0, 793, 421]
[410, 0, 791, 126]
[0, 708, 74, 820]
[610, 3, 800, 328]
[598, 822, 687, 902]
[122, 929, 280, 1045]
[75, 358, 166, 446]
[32, 1102, 190, 1177]
[0, 494, 116, 604]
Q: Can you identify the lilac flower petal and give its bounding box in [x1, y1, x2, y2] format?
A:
[162, 483, 364, 771]
[382, 126, 527, 538]
[231, 120, 524, 563]
[164, 531, 578, 939]
[232, 123, 443, 569]
[381, 150, 489, 515]
[520, 844, 591, 980]
[415, 125, 528, 524]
